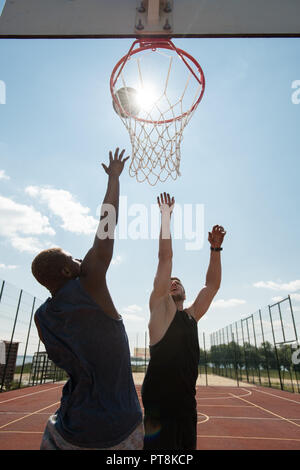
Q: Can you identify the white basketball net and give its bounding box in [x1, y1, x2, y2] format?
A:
[111, 40, 205, 186]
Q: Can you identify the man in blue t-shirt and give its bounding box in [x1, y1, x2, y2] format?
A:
[32, 148, 143, 450]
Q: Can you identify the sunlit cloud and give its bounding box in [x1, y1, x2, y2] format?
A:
[0, 194, 55, 253]
[25, 185, 98, 235]
[254, 280, 300, 292]
[212, 298, 246, 309]
[0, 170, 9, 180]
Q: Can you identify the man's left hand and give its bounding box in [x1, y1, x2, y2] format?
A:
[208, 225, 226, 248]
[102, 148, 130, 177]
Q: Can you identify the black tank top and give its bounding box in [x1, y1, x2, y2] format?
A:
[142, 309, 200, 416]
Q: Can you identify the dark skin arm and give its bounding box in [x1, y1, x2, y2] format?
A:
[79, 148, 129, 317]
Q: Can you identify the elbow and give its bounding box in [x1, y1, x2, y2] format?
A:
[207, 284, 220, 295]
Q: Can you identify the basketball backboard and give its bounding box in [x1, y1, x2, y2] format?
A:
[0, 0, 300, 38]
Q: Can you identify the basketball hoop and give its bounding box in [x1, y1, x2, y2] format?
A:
[110, 38, 205, 185]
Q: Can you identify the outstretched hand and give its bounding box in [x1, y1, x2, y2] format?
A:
[208, 225, 226, 248]
[102, 148, 130, 177]
[157, 193, 175, 215]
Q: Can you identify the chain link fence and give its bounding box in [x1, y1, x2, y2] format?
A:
[1, 278, 299, 393]
[208, 296, 300, 393]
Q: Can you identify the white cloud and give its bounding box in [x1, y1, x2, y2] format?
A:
[212, 298, 246, 309]
[0, 170, 9, 180]
[253, 280, 300, 292]
[111, 255, 123, 266]
[291, 293, 300, 303]
[25, 185, 98, 235]
[10, 236, 53, 254]
[121, 304, 146, 323]
[271, 296, 284, 303]
[123, 304, 143, 314]
[0, 194, 55, 253]
[271, 293, 300, 305]
[122, 313, 145, 323]
[0, 264, 18, 269]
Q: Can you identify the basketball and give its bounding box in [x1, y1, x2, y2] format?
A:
[112, 87, 141, 118]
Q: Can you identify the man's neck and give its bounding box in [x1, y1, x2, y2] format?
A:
[174, 300, 184, 311]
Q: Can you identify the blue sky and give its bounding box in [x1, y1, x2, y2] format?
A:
[0, 37, 300, 350]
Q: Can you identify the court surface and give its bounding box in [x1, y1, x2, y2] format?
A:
[0, 382, 300, 450]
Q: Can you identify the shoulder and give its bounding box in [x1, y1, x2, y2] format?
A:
[148, 295, 177, 346]
[149, 293, 174, 317]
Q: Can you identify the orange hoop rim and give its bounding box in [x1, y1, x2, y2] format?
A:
[110, 38, 205, 125]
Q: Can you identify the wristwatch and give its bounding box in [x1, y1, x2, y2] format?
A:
[210, 247, 223, 251]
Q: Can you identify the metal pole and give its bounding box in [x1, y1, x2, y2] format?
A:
[0, 289, 23, 392]
[144, 330, 147, 374]
[232, 331, 239, 387]
[288, 295, 300, 393]
[210, 333, 215, 375]
[241, 319, 249, 383]
[0, 280, 5, 303]
[277, 302, 286, 343]
[222, 328, 228, 377]
[259, 309, 271, 387]
[203, 332, 208, 386]
[235, 322, 240, 382]
[245, 317, 255, 384]
[226, 326, 233, 378]
[18, 297, 36, 389]
[251, 313, 262, 386]
[269, 305, 283, 390]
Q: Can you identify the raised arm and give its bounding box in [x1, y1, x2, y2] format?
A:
[80, 148, 129, 280]
[149, 193, 175, 308]
[186, 225, 226, 322]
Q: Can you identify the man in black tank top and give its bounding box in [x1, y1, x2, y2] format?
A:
[142, 193, 226, 450]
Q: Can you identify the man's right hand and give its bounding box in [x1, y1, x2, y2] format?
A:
[101, 148, 130, 177]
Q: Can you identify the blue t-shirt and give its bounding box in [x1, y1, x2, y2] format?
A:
[35, 278, 142, 448]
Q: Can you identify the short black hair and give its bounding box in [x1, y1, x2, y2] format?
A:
[31, 247, 68, 291]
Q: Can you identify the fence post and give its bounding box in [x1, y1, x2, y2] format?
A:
[0, 280, 5, 303]
[231, 331, 239, 387]
[258, 309, 271, 387]
[0, 289, 23, 392]
[241, 319, 250, 383]
[251, 313, 262, 386]
[269, 305, 283, 390]
[245, 317, 255, 384]
[18, 297, 36, 389]
[203, 332, 208, 386]
[288, 295, 300, 393]
[144, 330, 147, 374]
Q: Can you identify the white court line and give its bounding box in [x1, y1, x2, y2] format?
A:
[252, 387, 300, 405]
[197, 412, 209, 424]
[199, 405, 253, 407]
[0, 384, 63, 405]
[0, 401, 60, 429]
[208, 416, 300, 421]
[197, 434, 300, 443]
[0, 430, 43, 434]
[197, 388, 252, 400]
[229, 392, 300, 429]
[0, 411, 52, 415]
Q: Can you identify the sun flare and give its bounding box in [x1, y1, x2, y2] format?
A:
[136, 85, 158, 112]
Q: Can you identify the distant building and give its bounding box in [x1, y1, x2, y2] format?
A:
[134, 347, 150, 359]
